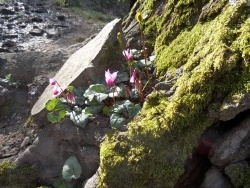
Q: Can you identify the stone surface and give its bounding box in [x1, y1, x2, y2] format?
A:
[200, 167, 233, 188]
[210, 114, 250, 167]
[83, 168, 99, 188]
[29, 28, 44, 36]
[31, 18, 122, 120]
[225, 162, 250, 188]
[0, 86, 11, 107]
[15, 118, 110, 184]
[220, 94, 250, 121]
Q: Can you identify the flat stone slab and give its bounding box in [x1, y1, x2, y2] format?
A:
[31, 18, 122, 119]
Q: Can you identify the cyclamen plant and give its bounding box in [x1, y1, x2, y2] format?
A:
[45, 12, 156, 128]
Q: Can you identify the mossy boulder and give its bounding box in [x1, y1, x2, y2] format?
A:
[99, 0, 250, 187]
[0, 160, 38, 187]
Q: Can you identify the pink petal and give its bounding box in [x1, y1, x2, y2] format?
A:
[53, 85, 61, 96]
[67, 93, 75, 103]
[130, 70, 136, 83]
[49, 78, 57, 86]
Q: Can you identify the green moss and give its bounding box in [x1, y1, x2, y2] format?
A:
[0, 161, 38, 187]
[99, 1, 250, 187]
[226, 163, 250, 187]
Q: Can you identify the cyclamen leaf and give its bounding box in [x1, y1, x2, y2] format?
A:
[108, 86, 122, 98]
[47, 109, 66, 123]
[84, 105, 104, 115]
[84, 84, 107, 95]
[137, 59, 152, 67]
[115, 72, 129, 83]
[103, 106, 112, 116]
[46, 98, 61, 111]
[111, 103, 127, 114]
[110, 113, 125, 128]
[62, 156, 82, 182]
[70, 111, 89, 128]
[84, 84, 108, 103]
[130, 89, 140, 98]
[127, 103, 141, 118]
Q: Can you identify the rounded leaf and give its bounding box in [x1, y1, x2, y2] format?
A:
[45, 98, 61, 111]
[62, 156, 82, 182]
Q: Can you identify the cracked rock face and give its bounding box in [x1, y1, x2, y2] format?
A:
[210, 114, 250, 167]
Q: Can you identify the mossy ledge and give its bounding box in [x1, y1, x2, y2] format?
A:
[0, 160, 38, 187]
[99, 0, 250, 187]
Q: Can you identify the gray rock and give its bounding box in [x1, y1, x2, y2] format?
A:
[45, 29, 60, 39]
[31, 18, 123, 123]
[225, 162, 250, 188]
[200, 167, 233, 188]
[83, 168, 100, 188]
[20, 136, 30, 148]
[31, 17, 43, 22]
[2, 34, 18, 39]
[2, 40, 16, 48]
[29, 28, 44, 36]
[220, 94, 250, 121]
[15, 118, 110, 184]
[0, 8, 15, 15]
[155, 81, 173, 91]
[210, 114, 250, 167]
[0, 85, 11, 106]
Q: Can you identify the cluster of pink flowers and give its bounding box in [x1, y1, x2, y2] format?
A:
[104, 49, 139, 90]
[49, 78, 75, 104]
[105, 49, 140, 100]
[49, 78, 62, 96]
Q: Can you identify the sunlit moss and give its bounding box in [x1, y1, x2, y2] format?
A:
[0, 161, 38, 187]
[99, 0, 250, 187]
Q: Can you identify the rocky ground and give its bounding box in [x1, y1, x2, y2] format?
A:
[0, 0, 129, 186]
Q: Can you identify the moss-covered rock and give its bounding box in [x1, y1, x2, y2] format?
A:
[99, 0, 250, 187]
[0, 160, 38, 187]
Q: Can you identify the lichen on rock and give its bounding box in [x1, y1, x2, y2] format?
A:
[99, 0, 250, 187]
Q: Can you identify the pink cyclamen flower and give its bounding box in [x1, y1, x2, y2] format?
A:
[105, 69, 118, 86]
[130, 70, 136, 83]
[67, 93, 76, 104]
[122, 49, 133, 62]
[53, 85, 61, 96]
[49, 78, 57, 86]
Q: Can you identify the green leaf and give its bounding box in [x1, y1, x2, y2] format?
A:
[103, 106, 112, 116]
[110, 113, 125, 128]
[115, 72, 129, 83]
[137, 59, 152, 67]
[130, 89, 140, 98]
[62, 156, 82, 182]
[73, 86, 87, 105]
[47, 109, 66, 123]
[149, 55, 156, 62]
[70, 111, 89, 128]
[131, 49, 141, 58]
[108, 86, 122, 97]
[84, 84, 108, 103]
[56, 102, 71, 111]
[66, 86, 74, 92]
[111, 101, 127, 114]
[127, 103, 141, 118]
[84, 105, 104, 115]
[45, 98, 61, 111]
[84, 84, 107, 95]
